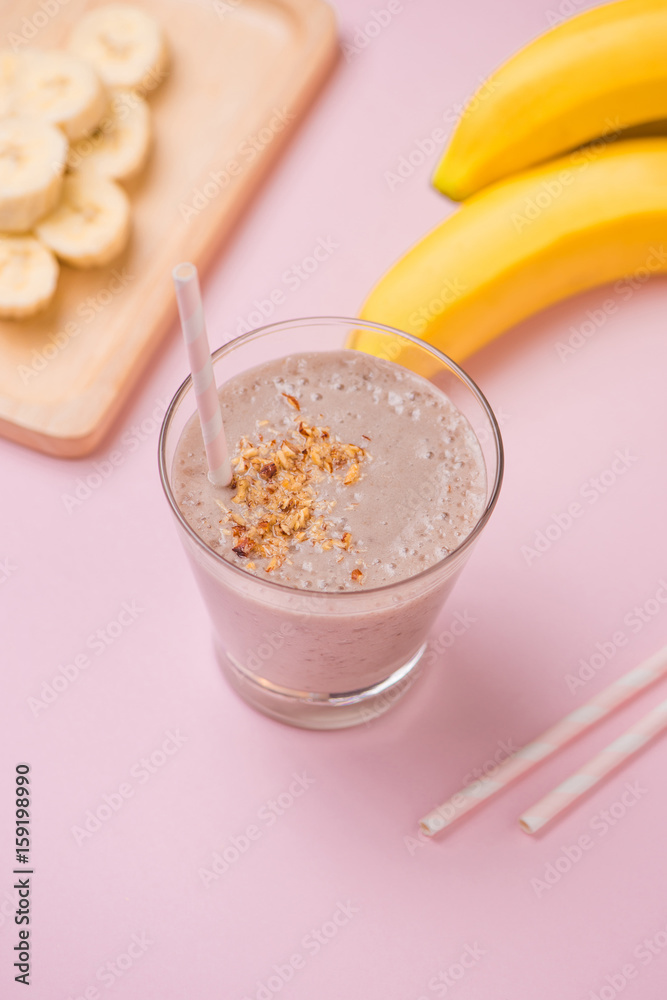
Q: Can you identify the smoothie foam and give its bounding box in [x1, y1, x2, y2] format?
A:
[172, 350, 486, 592]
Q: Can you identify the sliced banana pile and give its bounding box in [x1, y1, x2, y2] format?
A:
[0, 236, 59, 319]
[69, 4, 168, 90]
[67, 90, 151, 180]
[36, 173, 131, 269]
[0, 116, 67, 232]
[0, 3, 167, 320]
[13, 50, 109, 141]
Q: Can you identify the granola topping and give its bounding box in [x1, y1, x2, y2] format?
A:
[216, 399, 369, 575]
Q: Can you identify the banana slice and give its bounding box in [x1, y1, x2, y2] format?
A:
[0, 235, 59, 319]
[0, 116, 67, 233]
[13, 50, 108, 141]
[68, 4, 168, 92]
[67, 89, 151, 180]
[36, 172, 130, 268]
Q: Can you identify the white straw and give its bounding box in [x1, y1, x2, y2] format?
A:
[419, 644, 667, 836]
[172, 262, 232, 486]
[519, 696, 667, 834]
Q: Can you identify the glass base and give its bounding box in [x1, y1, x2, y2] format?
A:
[216, 643, 427, 730]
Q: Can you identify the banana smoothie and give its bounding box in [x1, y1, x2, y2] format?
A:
[168, 348, 488, 708]
[173, 350, 486, 591]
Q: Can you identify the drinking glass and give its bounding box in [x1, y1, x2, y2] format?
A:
[159, 317, 503, 729]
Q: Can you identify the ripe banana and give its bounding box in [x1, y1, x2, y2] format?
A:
[68, 4, 168, 91]
[13, 50, 108, 142]
[36, 172, 130, 268]
[0, 116, 67, 232]
[434, 0, 667, 200]
[0, 236, 59, 319]
[68, 89, 151, 180]
[357, 139, 667, 364]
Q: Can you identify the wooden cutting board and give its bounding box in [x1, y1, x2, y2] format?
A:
[0, 0, 337, 456]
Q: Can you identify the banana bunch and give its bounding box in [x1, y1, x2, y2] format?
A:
[358, 0, 667, 361]
[0, 3, 167, 319]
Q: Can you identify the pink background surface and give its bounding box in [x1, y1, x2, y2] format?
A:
[3, 0, 667, 997]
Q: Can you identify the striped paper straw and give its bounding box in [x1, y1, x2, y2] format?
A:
[519, 695, 667, 834]
[172, 262, 231, 487]
[419, 644, 667, 836]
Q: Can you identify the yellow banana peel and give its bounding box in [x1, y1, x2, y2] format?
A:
[356, 139, 667, 365]
[434, 0, 667, 200]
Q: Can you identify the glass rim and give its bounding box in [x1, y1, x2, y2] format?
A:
[158, 316, 504, 598]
